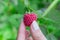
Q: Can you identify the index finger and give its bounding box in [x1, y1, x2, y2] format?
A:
[17, 21, 26, 40]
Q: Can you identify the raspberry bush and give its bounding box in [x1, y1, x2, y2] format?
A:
[0, 0, 60, 40]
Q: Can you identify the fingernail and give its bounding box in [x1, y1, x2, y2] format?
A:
[31, 21, 40, 30]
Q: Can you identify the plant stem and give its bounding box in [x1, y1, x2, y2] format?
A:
[29, 6, 42, 16]
[42, 0, 59, 17]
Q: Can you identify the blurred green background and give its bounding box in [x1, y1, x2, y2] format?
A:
[0, 0, 60, 40]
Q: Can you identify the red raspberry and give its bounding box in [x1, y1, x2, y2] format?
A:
[23, 13, 37, 26]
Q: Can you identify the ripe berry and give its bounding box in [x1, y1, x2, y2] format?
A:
[23, 13, 37, 26]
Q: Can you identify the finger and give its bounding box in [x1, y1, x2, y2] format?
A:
[27, 36, 33, 40]
[17, 21, 26, 40]
[30, 21, 47, 40]
[25, 30, 30, 39]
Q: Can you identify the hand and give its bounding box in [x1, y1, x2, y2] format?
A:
[17, 21, 47, 40]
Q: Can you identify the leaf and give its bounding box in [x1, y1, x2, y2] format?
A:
[37, 17, 55, 26]
[17, 0, 25, 14]
[54, 29, 60, 37]
[29, 0, 38, 10]
[0, 0, 8, 14]
[0, 15, 8, 22]
[0, 22, 9, 30]
[10, 0, 18, 6]
[47, 25, 56, 33]
[0, 29, 13, 40]
[3, 30, 12, 39]
[24, 0, 29, 7]
[45, 10, 60, 29]
[45, 9, 60, 37]
[46, 10, 60, 21]
[46, 34, 58, 40]
[8, 3, 16, 14]
[39, 25, 47, 36]
[8, 14, 23, 29]
[0, 28, 17, 40]
[0, 34, 3, 40]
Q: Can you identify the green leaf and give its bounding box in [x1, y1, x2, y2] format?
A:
[29, 0, 38, 10]
[0, 0, 8, 14]
[0, 22, 9, 30]
[17, 0, 25, 14]
[46, 34, 58, 40]
[8, 14, 23, 29]
[45, 10, 60, 29]
[8, 3, 16, 14]
[10, 0, 18, 6]
[24, 0, 29, 7]
[0, 34, 3, 40]
[3, 30, 12, 39]
[39, 26, 47, 36]
[45, 9, 60, 37]
[47, 25, 56, 33]
[0, 15, 8, 22]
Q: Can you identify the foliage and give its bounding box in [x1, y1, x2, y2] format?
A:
[0, 0, 60, 40]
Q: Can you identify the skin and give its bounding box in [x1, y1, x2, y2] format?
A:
[17, 21, 47, 40]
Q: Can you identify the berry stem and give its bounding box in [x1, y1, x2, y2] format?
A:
[28, 6, 42, 16]
[42, 0, 59, 17]
[28, 9, 31, 14]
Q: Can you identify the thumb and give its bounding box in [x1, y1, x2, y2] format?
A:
[30, 21, 47, 40]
